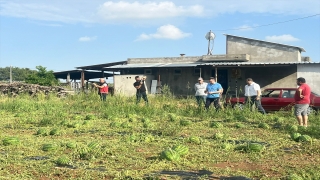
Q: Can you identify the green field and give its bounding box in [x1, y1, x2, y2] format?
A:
[0, 93, 320, 180]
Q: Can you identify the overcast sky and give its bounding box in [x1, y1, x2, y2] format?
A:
[0, 0, 319, 72]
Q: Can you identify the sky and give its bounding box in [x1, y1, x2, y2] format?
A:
[0, 0, 320, 73]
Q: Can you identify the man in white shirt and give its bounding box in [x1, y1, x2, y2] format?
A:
[244, 78, 266, 114]
[194, 77, 207, 106]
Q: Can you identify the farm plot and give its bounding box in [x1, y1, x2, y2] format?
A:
[0, 93, 320, 179]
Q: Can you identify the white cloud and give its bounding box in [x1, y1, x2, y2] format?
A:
[97, 1, 204, 21]
[0, 0, 319, 24]
[136, 24, 191, 41]
[79, 36, 97, 42]
[265, 34, 300, 43]
[235, 25, 254, 31]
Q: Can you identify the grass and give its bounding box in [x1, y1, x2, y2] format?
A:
[0, 92, 320, 179]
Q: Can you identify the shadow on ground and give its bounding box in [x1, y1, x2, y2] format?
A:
[144, 170, 252, 180]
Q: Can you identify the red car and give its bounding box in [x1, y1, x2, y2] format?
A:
[225, 88, 320, 113]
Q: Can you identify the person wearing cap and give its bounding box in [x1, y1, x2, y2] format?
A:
[194, 77, 207, 107]
[244, 78, 266, 114]
[93, 78, 108, 101]
[205, 77, 223, 110]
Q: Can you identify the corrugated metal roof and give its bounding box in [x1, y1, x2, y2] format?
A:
[201, 61, 320, 66]
[105, 62, 201, 69]
[224, 34, 306, 52]
[76, 60, 127, 70]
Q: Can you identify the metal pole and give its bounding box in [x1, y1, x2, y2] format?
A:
[200, 68, 202, 78]
[215, 67, 218, 82]
[207, 38, 211, 55]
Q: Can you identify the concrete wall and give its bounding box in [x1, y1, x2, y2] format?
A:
[226, 36, 301, 62]
[159, 68, 200, 96]
[114, 74, 154, 96]
[297, 64, 320, 94]
[115, 65, 301, 96]
[225, 66, 297, 96]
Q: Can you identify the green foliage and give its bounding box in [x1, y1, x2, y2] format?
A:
[1, 93, 320, 179]
[25, 66, 58, 86]
[0, 67, 36, 81]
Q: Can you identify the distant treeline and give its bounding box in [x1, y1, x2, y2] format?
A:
[0, 66, 58, 86]
[0, 67, 36, 82]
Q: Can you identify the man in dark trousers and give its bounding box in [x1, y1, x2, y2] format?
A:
[244, 78, 266, 114]
[133, 76, 149, 105]
[93, 78, 108, 101]
[294, 77, 311, 127]
[205, 77, 223, 110]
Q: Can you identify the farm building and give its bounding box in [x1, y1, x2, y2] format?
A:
[54, 34, 320, 96]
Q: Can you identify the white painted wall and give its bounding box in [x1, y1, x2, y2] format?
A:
[113, 74, 155, 96]
[297, 64, 320, 94]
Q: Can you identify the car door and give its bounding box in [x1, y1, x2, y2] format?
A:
[261, 89, 281, 111]
[278, 89, 296, 111]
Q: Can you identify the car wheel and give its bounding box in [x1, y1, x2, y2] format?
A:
[233, 103, 244, 110]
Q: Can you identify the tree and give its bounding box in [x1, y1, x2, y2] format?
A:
[0, 67, 36, 82]
[25, 66, 59, 86]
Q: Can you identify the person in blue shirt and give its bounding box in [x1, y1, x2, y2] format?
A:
[205, 77, 223, 110]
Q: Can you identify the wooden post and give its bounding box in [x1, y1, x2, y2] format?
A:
[81, 70, 85, 91]
[9, 66, 12, 84]
[67, 73, 70, 84]
[113, 71, 115, 94]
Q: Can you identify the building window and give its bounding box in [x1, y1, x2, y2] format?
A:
[174, 69, 181, 75]
[144, 69, 152, 75]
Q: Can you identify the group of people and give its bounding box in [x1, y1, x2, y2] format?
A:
[194, 76, 311, 127]
[94, 76, 311, 127]
[93, 76, 150, 104]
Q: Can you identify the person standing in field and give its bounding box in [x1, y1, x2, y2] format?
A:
[93, 78, 108, 101]
[194, 77, 207, 107]
[205, 77, 223, 110]
[294, 77, 311, 127]
[133, 76, 149, 105]
[244, 78, 266, 114]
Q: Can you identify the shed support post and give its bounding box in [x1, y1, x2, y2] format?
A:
[81, 70, 85, 91]
[67, 73, 70, 84]
[215, 67, 218, 82]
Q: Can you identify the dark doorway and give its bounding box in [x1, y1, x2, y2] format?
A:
[212, 69, 228, 94]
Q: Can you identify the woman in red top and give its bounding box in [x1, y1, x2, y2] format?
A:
[94, 78, 108, 101]
[294, 77, 311, 127]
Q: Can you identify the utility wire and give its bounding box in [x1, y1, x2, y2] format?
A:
[213, 13, 320, 31]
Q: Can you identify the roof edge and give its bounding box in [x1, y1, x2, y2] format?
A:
[223, 34, 306, 52]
